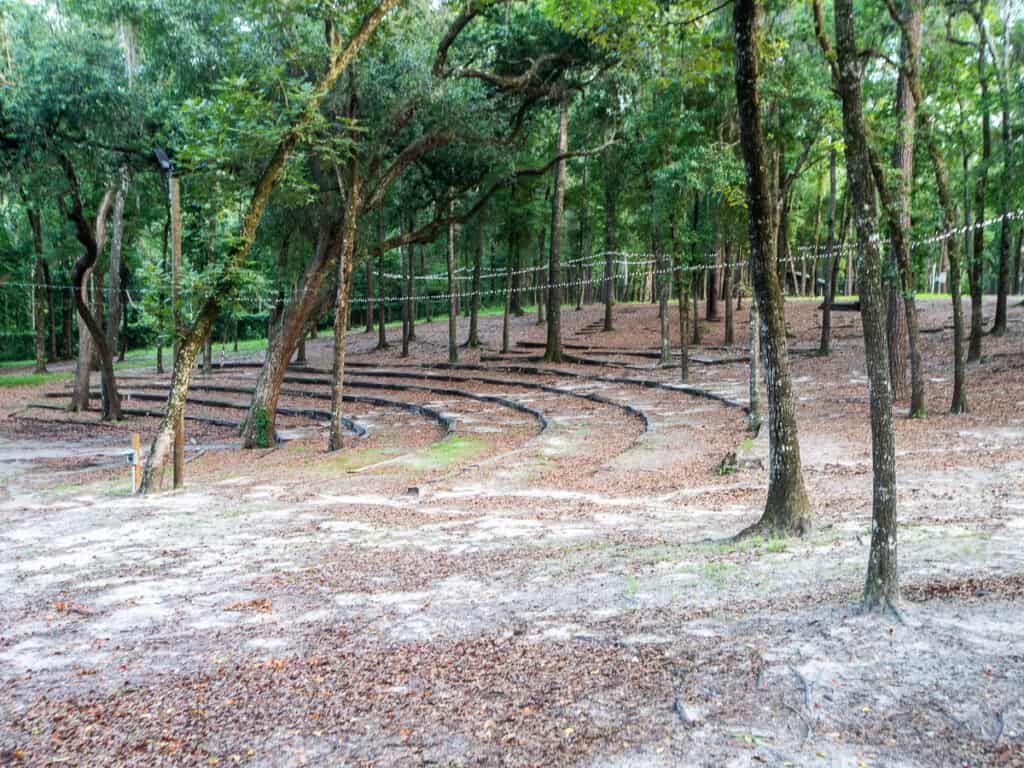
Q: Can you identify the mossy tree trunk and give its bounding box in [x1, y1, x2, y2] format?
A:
[733, 0, 812, 536]
[140, 0, 401, 491]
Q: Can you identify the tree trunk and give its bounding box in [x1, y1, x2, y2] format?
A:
[44, 261, 57, 362]
[544, 97, 569, 363]
[328, 161, 362, 452]
[603, 173, 617, 332]
[502, 222, 513, 354]
[1013, 222, 1022, 299]
[467, 210, 483, 347]
[724, 241, 734, 346]
[747, 293, 761, 433]
[991, 8, 1012, 336]
[831, 0, 898, 610]
[511, 216, 523, 319]
[401, 220, 410, 358]
[923, 135, 968, 413]
[27, 208, 47, 374]
[407, 224, 416, 341]
[240, 218, 337, 448]
[690, 193, 702, 345]
[107, 168, 128, 365]
[66, 176, 121, 420]
[376, 210, 388, 350]
[118, 261, 129, 361]
[672, 217, 690, 383]
[776, 192, 793, 295]
[646, 170, 670, 365]
[140, 2, 399, 490]
[819, 147, 837, 355]
[536, 226, 546, 325]
[706, 237, 719, 321]
[365, 257, 374, 334]
[734, 0, 812, 536]
[402, 217, 413, 356]
[968, 24, 990, 363]
[447, 197, 458, 364]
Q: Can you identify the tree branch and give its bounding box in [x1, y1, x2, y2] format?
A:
[376, 138, 616, 254]
[812, 0, 840, 82]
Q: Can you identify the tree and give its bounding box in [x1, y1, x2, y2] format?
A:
[817, 0, 899, 611]
[733, 0, 813, 537]
[140, 0, 403, 491]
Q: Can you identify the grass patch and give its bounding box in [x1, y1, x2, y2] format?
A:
[699, 535, 789, 556]
[312, 446, 399, 474]
[701, 562, 732, 586]
[409, 435, 485, 468]
[0, 372, 71, 388]
[624, 575, 641, 597]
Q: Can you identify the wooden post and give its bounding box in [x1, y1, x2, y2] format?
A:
[169, 176, 185, 490]
[132, 432, 141, 493]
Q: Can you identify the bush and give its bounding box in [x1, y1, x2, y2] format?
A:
[0, 333, 36, 362]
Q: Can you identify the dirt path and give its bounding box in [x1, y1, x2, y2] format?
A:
[1, 298, 1022, 767]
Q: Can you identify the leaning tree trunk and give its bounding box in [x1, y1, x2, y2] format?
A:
[241, 219, 337, 448]
[831, 0, 898, 611]
[544, 97, 569, 363]
[734, 0, 813, 536]
[107, 168, 128, 366]
[139, 0, 401, 491]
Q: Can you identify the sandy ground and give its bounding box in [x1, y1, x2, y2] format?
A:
[1, 296, 1023, 767]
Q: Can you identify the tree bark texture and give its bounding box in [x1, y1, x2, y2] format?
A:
[544, 98, 569, 363]
[733, 0, 813, 536]
[833, 0, 899, 610]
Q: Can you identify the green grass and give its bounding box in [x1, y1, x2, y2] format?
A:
[409, 434, 485, 468]
[0, 372, 71, 388]
[308, 446, 399, 475]
[791, 293, 952, 302]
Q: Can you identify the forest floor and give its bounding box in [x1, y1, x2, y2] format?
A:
[1, 296, 1023, 768]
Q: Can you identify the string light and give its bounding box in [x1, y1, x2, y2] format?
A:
[2, 205, 1018, 308]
